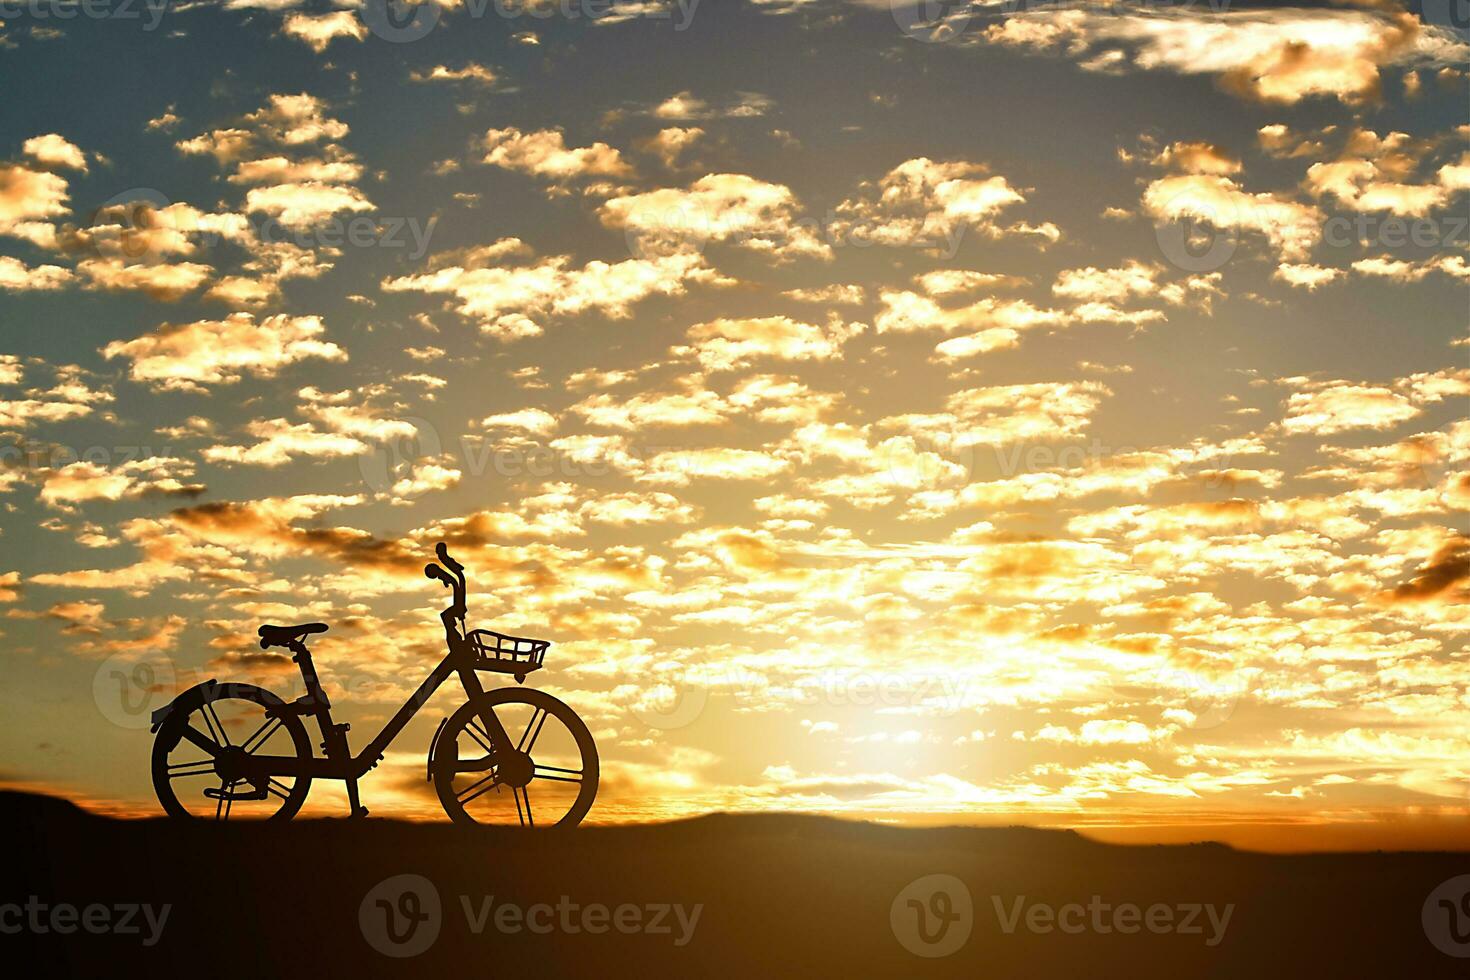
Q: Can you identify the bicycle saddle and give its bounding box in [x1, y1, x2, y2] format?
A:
[257, 623, 329, 649]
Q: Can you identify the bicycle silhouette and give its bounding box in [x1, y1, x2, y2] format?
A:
[148, 543, 598, 826]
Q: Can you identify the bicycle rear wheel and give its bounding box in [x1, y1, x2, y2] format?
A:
[151, 683, 312, 821]
[433, 688, 598, 828]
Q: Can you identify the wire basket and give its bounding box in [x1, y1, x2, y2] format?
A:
[466, 628, 548, 680]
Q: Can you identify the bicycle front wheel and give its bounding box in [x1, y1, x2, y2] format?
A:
[433, 688, 598, 828]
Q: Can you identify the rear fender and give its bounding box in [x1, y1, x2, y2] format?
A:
[149, 679, 218, 733]
[426, 716, 449, 782]
[148, 679, 289, 733]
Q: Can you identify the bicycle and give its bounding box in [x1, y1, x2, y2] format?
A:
[148, 542, 599, 826]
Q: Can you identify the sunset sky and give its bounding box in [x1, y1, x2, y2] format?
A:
[0, 0, 1466, 848]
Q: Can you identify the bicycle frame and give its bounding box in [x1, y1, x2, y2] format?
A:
[182, 610, 514, 784]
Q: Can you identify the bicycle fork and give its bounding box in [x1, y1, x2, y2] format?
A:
[457, 665, 516, 753]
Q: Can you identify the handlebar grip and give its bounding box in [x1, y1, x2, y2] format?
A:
[436, 542, 464, 574]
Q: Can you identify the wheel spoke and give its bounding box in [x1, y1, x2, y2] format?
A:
[457, 772, 502, 806]
[167, 760, 216, 780]
[180, 722, 223, 756]
[203, 702, 231, 747]
[465, 719, 496, 757]
[533, 764, 582, 784]
[513, 785, 531, 827]
[517, 707, 547, 753]
[240, 716, 282, 755]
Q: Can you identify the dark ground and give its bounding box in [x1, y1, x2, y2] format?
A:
[1, 791, 1464, 976]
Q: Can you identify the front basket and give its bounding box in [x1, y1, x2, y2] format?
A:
[466, 628, 548, 679]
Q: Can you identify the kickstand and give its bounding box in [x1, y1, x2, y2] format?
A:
[345, 777, 369, 819]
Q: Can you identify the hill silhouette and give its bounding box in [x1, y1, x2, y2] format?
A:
[1, 791, 1463, 975]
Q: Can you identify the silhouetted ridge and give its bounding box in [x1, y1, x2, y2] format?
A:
[2, 790, 1458, 977]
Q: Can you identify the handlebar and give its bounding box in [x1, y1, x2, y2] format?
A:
[426, 543, 467, 621]
[436, 541, 464, 576]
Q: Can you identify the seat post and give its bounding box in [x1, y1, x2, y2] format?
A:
[288, 640, 329, 708]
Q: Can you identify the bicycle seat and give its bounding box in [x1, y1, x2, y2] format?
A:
[257, 623, 329, 649]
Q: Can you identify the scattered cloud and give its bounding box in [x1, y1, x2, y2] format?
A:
[102, 312, 346, 391]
